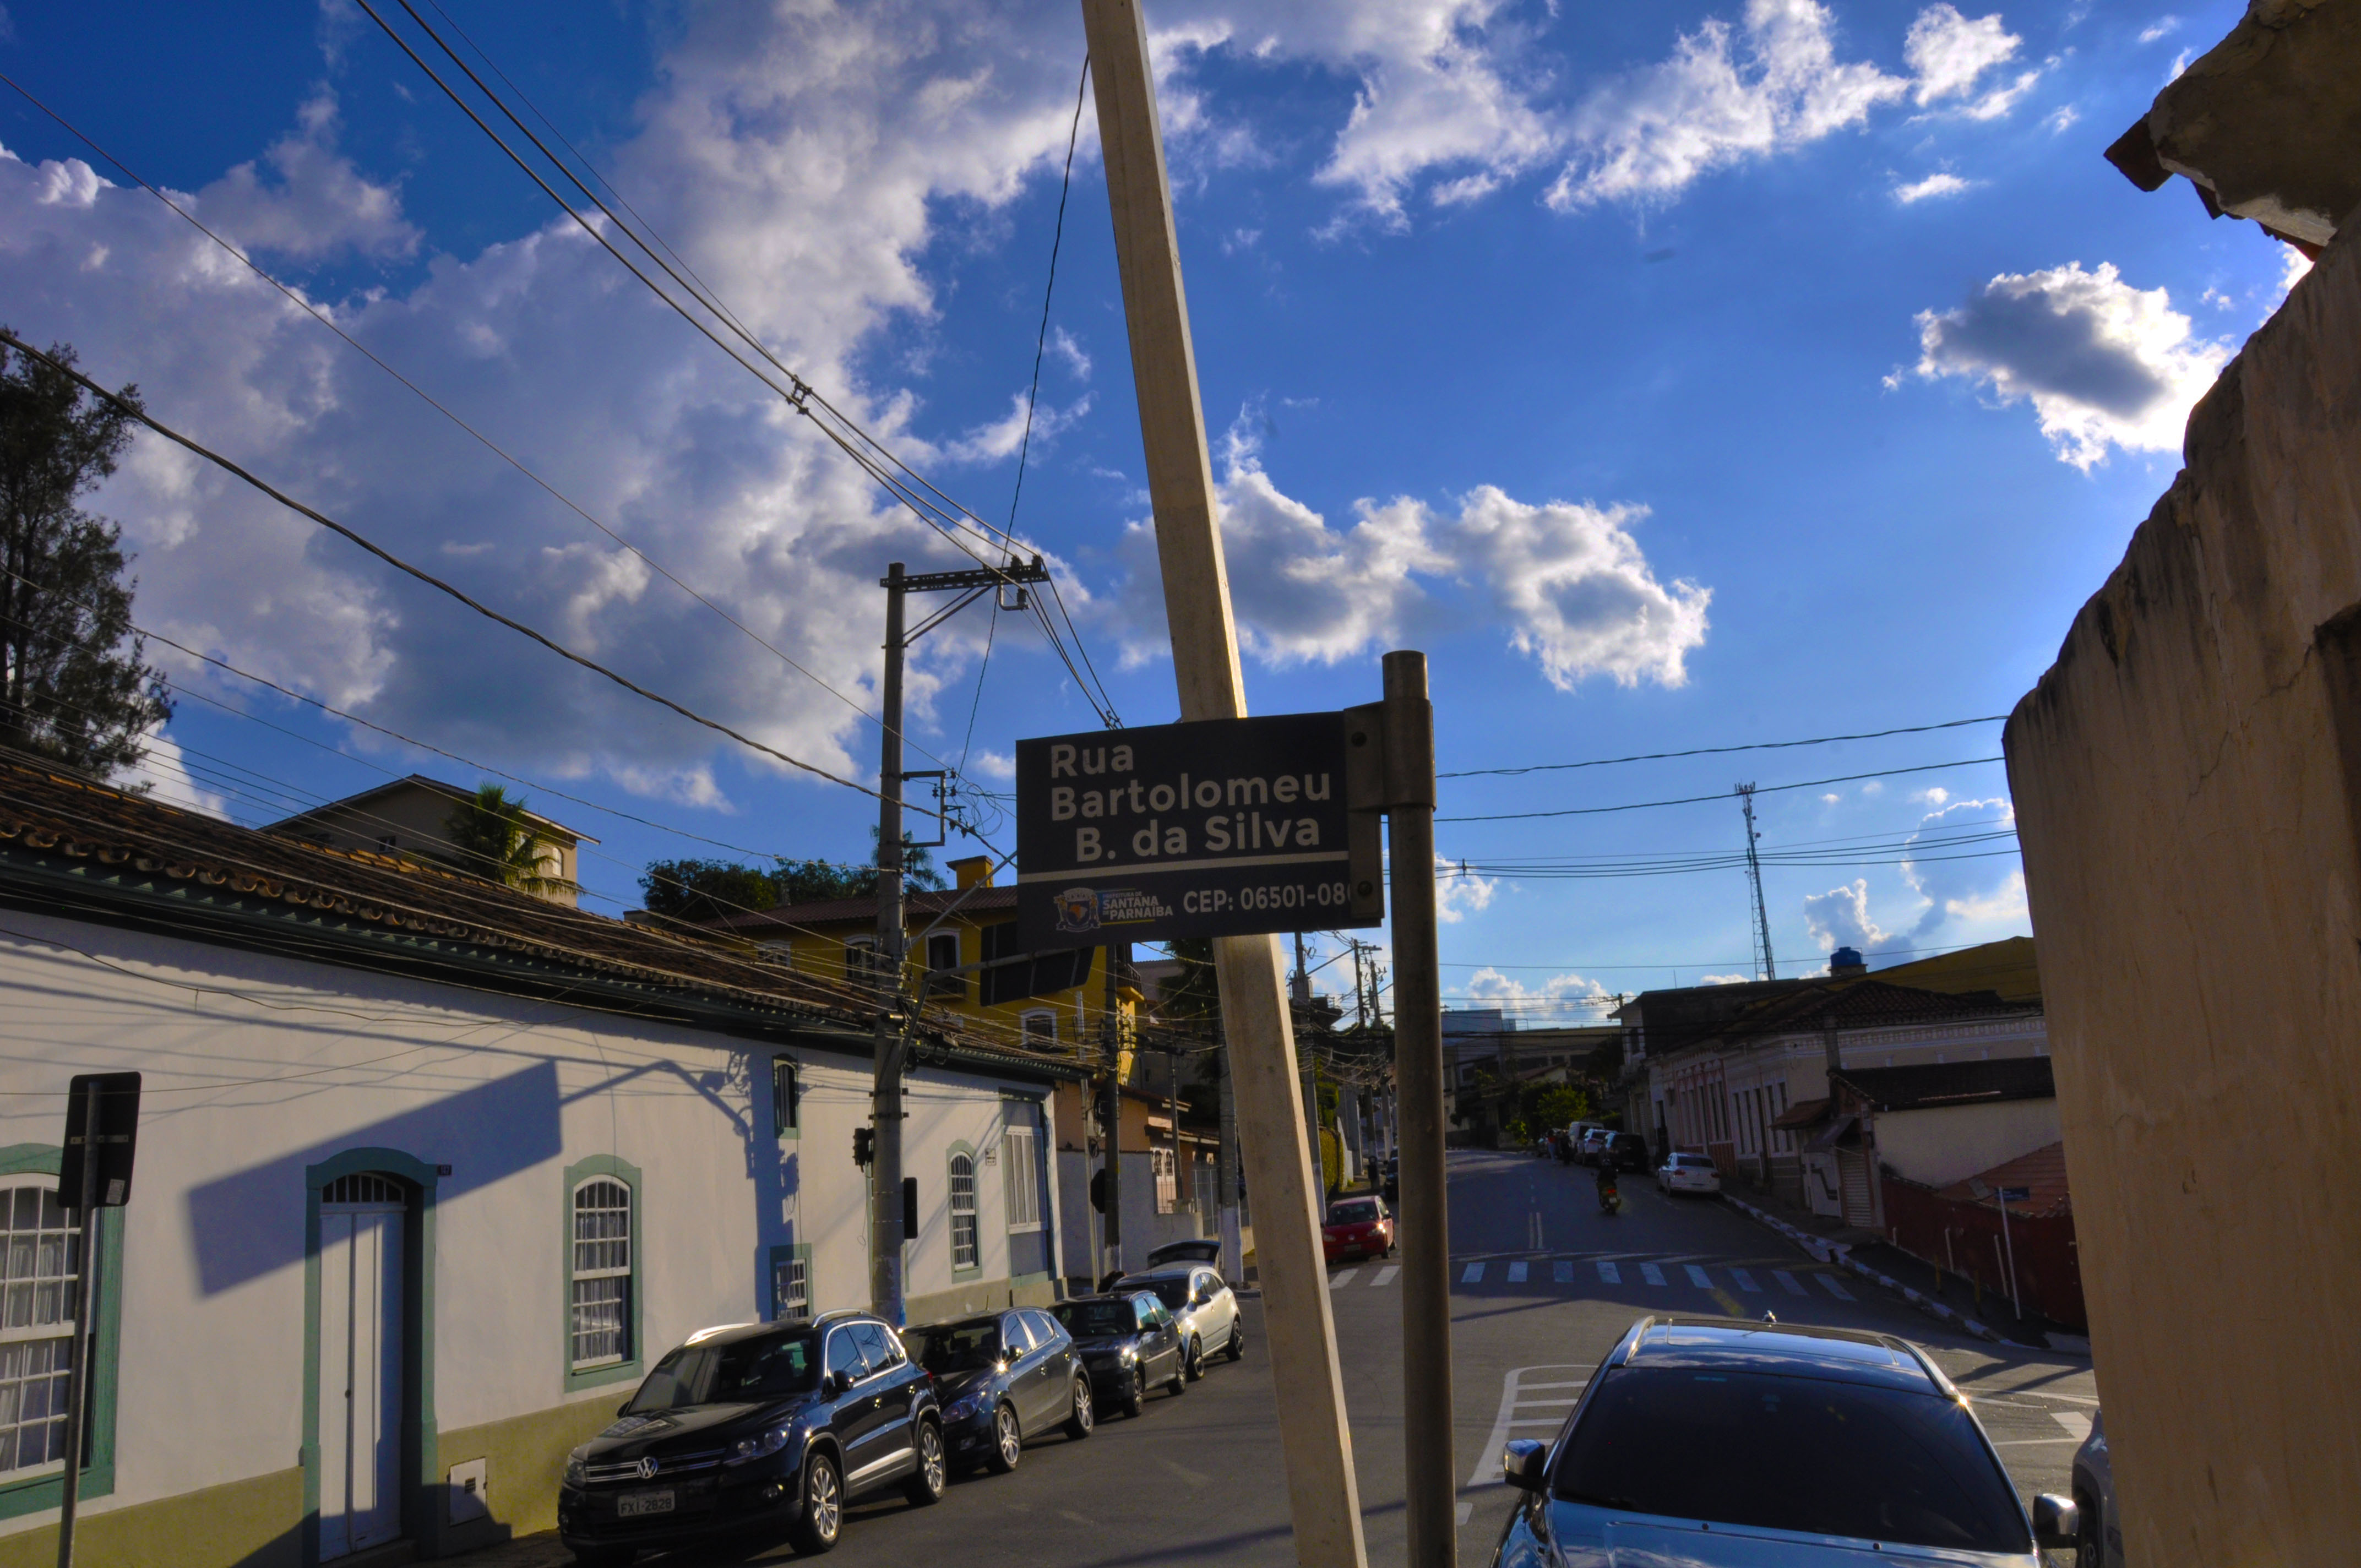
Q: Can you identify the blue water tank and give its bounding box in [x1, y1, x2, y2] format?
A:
[1830, 946, 1867, 974]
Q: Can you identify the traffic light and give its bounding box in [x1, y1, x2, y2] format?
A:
[853, 1125, 874, 1167]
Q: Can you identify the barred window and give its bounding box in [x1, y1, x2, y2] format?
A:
[0, 1185, 78, 1475]
[570, 1179, 632, 1369]
[1151, 1147, 1178, 1215]
[1002, 1126, 1041, 1232]
[948, 1154, 978, 1271]
[773, 1252, 808, 1321]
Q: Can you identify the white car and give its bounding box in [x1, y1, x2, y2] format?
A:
[1577, 1128, 1613, 1166]
[1656, 1152, 1722, 1196]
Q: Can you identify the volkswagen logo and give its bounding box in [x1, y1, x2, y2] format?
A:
[635, 1457, 661, 1480]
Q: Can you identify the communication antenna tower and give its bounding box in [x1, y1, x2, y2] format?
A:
[1736, 782, 1777, 982]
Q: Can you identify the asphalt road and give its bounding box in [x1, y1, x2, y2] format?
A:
[470, 1148, 2098, 1567]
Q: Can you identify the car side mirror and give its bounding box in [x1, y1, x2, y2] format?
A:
[2031, 1493, 2079, 1550]
[617, 1402, 632, 1418]
[826, 1370, 851, 1397]
[1502, 1438, 1548, 1493]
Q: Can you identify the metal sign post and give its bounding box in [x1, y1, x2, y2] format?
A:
[56, 1071, 139, 1568]
[1995, 1184, 2030, 1321]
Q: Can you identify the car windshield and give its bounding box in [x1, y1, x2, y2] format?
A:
[1552, 1366, 2028, 1553]
[1130, 1280, 1190, 1311]
[906, 1320, 1004, 1375]
[1329, 1202, 1378, 1224]
[625, 1330, 823, 1413]
[1053, 1300, 1137, 1338]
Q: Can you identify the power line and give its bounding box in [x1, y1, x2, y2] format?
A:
[1436, 756, 2008, 824]
[1439, 715, 2010, 778]
[0, 330, 915, 814]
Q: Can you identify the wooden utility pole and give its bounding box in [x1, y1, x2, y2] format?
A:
[1080, 2, 1368, 1562]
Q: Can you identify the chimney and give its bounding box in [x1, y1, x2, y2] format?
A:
[1830, 946, 1867, 978]
[948, 855, 993, 891]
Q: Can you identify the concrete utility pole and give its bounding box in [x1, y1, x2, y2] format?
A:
[869, 563, 911, 1326]
[1216, 1027, 1243, 1283]
[870, 558, 1048, 1324]
[1100, 940, 1124, 1284]
[1381, 651, 1452, 1568]
[1082, 2, 1367, 1560]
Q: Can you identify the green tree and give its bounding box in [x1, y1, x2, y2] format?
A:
[441, 783, 571, 895]
[0, 334, 170, 776]
[640, 858, 781, 922]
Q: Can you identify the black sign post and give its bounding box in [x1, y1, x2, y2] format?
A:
[1015, 712, 1384, 948]
[57, 1071, 138, 1568]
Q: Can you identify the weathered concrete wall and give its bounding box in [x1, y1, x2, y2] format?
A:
[2004, 219, 2361, 1566]
[1873, 1099, 2061, 1188]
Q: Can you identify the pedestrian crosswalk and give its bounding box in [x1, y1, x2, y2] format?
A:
[1386, 1252, 1865, 1303]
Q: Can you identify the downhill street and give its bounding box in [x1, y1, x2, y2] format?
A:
[470, 1148, 2098, 1568]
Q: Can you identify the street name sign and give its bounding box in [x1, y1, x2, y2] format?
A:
[1995, 1185, 2033, 1203]
[1016, 712, 1383, 947]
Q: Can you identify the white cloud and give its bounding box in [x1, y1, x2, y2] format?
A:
[1819, 791, 1841, 804]
[1906, 261, 2231, 468]
[1698, 972, 1753, 985]
[116, 729, 229, 819]
[1047, 326, 1091, 379]
[1549, 0, 2025, 210]
[1900, 796, 2023, 933]
[2043, 104, 2080, 133]
[1802, 878, 1905, 954]
[970, 749, 1016, 780]
[2137, 17, 2180, 43]
[1912, 786, 1950, 804]
[1894, 171, 1976, 203]
[1903, 4, 2021, 105]
[2166, 47, 2191, 81]
[1108, 413, 1710, 688]
[192, 89, 418, 263]
[1464, 965, 1610, 1010]
[1437, 854, 1499, 922]
[939, 390, 1094, 464]
[1152, 1, 1557, 228]
[2271, 244, 2315, 308]
[0, 3, 1123, 803]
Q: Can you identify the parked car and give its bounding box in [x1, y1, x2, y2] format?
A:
[1110, 1263, 1243, 1377]
[1491, 1315, 2079, 1567]
[558, 1312, 943, 1565]
[1656, 1151, 1722, 1196]
[1604, 1131, 1651, 1173]
[1380, 1155, 1399, 1204]
[1050, 1292, 1188, 1417]
[904, 1308, 1092, 1474]
[1577, 1127, 1613, 1166]
[1322, 1195, 1396, 1265]
[2071, 1409, 2123, 1567]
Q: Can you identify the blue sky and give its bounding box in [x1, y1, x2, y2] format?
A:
[0, 0, 2303, 1019]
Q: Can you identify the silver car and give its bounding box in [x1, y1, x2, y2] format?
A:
[2070, 1410, 2121, 1566]
[1108, 1265, 1242, 1380]
[1492, 1315, 2079, 1567]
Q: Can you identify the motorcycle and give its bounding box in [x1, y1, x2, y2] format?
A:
[1597, 1179, 1620, 1216]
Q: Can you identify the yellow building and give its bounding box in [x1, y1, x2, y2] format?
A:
[706, 855, 1143, 1059]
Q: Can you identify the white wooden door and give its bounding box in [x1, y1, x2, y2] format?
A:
[319, 1191, 404, 1559]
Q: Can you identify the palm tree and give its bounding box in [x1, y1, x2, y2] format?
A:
[440, 783, 572, 897]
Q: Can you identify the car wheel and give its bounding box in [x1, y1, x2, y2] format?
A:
[1120, 1375, 1145, 1418]
[986, 1400, 1022, 1473]
[788, 1449, 841, 1556]
[569, 1549, 634, 1568]
[905, 1418, 946, 1506]
[1166, 1352, 1188, 1396]
[1226, 1320, 1247, 1362]
[1065, 1375, 1096, 1439]
[2075, 1493, 2103, 1568]
[1184, 1336, 1205, 1381]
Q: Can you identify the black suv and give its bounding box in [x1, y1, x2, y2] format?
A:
[1605, 1132, 1651, 1173]
[558, 1312, 943, 1564]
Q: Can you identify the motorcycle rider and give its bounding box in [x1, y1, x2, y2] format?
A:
[1595, 1155, 1619, 1212]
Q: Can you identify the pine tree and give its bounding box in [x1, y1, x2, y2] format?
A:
[0, 334, 170, 776]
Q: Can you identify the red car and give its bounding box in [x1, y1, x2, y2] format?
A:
[1323, 1196, 1396, 1264]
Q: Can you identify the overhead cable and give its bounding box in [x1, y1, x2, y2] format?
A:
[1439, 715, 2010, 778]
[1436, 756, 2008, 823]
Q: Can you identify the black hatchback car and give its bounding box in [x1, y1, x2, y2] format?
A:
[558, 1313, 943, 1564]
[905, 1306, 1094, 1473]
[1049, 1292, 1187, 1418]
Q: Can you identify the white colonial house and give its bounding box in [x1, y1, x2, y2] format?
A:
[0, 759, 1080, 1567]
[1623, 946, 2048, 1227]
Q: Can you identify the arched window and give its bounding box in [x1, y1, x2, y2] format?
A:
[947, 1153, 978, 1272]
[570, 1178, 633, 1370]
[0, 1182, 77, 1474]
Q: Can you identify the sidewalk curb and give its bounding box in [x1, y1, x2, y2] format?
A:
[1721, 1193, 2003, 1345]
